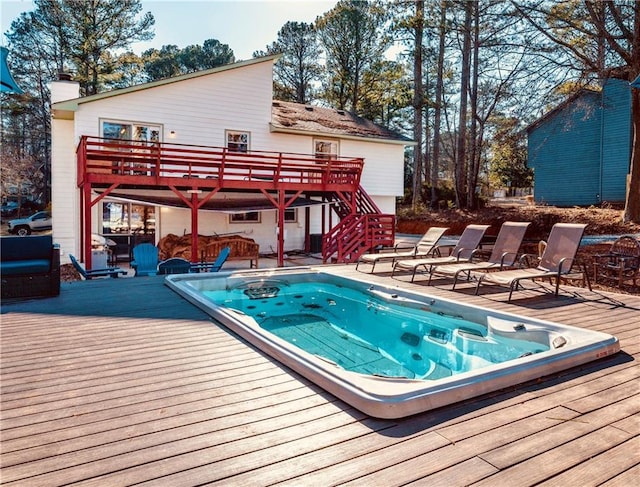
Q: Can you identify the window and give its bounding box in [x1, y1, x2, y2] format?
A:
[229, 211, 260, 223]
[102, 120, 161, 144]
[103, 122, 131, 141]
[314, 139, 338, 161]
[102, 202, 155, 234]
[277, 208, 297, 223]
[133, 125, 160, 144]
[226, 130, 250, 153]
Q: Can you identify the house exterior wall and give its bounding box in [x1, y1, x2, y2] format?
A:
[50, 117, 79, 259]
[158, 202, 307, 252]
[527, 79, 631, 206]
[601, 79, 632, 202]
[528, 91, 602, 206]
[51, 58, 407, 261]
[72, 61, 274, 149]
[50, 80, 80, 259]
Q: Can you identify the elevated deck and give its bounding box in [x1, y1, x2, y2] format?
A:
[79, 136, 364, 192]
[76, 137, 393, 268]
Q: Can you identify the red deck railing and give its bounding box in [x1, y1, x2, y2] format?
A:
[77, 136, 364, 192]
[76, 136, 394, 266]
[322, 213, 395, 263]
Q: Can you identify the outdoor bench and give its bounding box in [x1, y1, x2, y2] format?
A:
[1, 235, 61, 299]
[201, 237, 259, 268]
[159, 233, 259, 268]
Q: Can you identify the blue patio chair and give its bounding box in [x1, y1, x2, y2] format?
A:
[158, 257, 192, 275]
[69, 254, 127, 279]
[130, 243, 159, 276]
[191, 246, 231, 273]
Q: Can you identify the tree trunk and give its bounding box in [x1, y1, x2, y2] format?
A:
[623, 4, 640, 223]
[455, 1, 472, 209]
[431, 0, 447, 210]
[466, 1, 480, 209]
[412, 0, 424, 210]
[623, 87, 640, 223]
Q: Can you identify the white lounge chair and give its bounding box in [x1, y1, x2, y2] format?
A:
[474, 223, 587, 301]
[430, 221, 531, 288]
[355, 226, 448, 273]
[392, 224, 490, 282]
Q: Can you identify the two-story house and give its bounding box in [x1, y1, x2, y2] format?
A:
[50, 55, 413, 268]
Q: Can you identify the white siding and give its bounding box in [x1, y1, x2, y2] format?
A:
[72, 62, 274, 149]
[51, 117, 79, 261]
[342, 140, 404, 197]
[267, 132, 405, 197]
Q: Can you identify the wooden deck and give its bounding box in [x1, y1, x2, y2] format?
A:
[1, 263, 639, 486]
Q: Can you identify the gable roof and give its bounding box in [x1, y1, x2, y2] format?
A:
[52, 54, 280, 111]
[526, 85, 601, 133]
[270, 101, 414, 145]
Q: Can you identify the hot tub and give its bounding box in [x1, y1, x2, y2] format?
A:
[165, 266, 619, 419]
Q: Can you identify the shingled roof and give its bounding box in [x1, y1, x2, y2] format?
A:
[270, 101, 413, 144]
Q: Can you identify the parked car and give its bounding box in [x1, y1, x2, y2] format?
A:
[0, 201, 20, 219]
[7, 211, 52, 236]
[1, 200, 42, 221]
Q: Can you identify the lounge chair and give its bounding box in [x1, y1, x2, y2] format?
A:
[392, 224, 490, 282]
[190, 246, 230, 273]
[429, 221, 531, 288]
[474, 223, 587, 301]
[69, 254, 127, 279]
[131, 243, 159, 276]
[355, 227, 449, 273]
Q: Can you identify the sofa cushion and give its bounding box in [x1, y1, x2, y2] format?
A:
[1, 235, 53, 261]
[1, 259, 51, 275]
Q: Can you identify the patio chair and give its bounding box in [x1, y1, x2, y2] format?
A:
[593, 235, 640, 287]
[69, 254, 127, 279]
[474, 223, 587, 301]
[429, 221, 531, 289]
[158, 257, 192, 275]
[130, 243, 159, 276]
[392, 224, 490, 282]
[355, 227, 449, 273]
[190, 246, 230, 273]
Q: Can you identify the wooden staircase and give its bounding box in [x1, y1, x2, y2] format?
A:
[322, 185, 395, 264]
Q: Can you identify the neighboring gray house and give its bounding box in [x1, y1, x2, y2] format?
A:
[527, 78, 632, 206]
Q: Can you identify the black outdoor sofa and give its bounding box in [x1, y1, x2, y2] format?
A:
[1, 235, 61, 299]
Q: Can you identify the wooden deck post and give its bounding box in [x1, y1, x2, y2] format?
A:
[277, 189, 285, 267]
[190, 189, 200, 263]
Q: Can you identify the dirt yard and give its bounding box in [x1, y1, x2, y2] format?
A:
[396, 204, 640, 239]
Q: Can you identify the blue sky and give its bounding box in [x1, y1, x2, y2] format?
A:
[1, 0, 337, 59]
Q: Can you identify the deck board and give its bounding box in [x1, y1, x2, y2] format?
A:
[1, 263, 639, 486]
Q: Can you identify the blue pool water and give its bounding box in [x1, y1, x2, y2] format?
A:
[203, 281, 548, 380]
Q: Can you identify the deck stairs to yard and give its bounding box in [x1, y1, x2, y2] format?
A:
[322, 186, 395, 264]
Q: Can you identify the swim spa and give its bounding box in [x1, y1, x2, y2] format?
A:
[165, 267, 619, 419]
